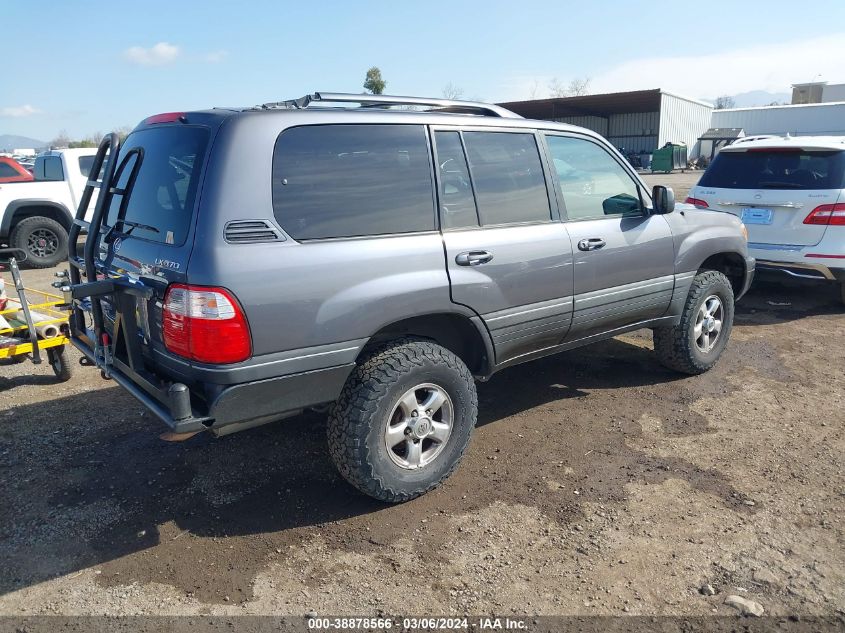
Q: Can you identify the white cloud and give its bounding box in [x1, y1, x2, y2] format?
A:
[500, 34, 845, 102]
[0, 105, 41, 117]
[123, 42, 180, 67]
[589, 34, 845, 99]
[203, 50, 229, 63]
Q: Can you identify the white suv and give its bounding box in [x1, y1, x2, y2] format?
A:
[687, 136, 845, 303]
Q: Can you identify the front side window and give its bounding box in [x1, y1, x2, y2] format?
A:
[546, 135, 643, 220]
[461, 131, 551, 226]
[272, 124, 435, 240]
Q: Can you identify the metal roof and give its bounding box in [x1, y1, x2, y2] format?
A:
[699, 127, 744, 140]
[498, 89, 712, 120]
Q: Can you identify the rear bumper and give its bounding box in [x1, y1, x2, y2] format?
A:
[72, 335, 353, 434]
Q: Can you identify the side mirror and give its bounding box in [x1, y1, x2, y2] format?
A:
[652, 185, 675, 215]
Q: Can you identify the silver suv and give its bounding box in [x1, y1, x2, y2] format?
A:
[64, 93, 754, 502]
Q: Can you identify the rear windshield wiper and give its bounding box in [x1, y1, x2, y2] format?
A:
[118, 220, 160, 235]
[757, 181, 805, 190]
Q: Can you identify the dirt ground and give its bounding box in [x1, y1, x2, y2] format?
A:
[1, 203, 843, 619]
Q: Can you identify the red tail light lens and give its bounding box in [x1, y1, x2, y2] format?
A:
[685, 197, 709, 208]
[162, 284, 251, 364]
[803, 203, 845, 226]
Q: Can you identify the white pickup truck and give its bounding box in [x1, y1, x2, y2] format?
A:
[0, 148, 98, 267]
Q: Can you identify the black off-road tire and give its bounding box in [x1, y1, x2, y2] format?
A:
[47, 345, 73, 382]
[10, 216, 68, 269]
[327, 338, 477, 503]
[653, 270, 735, 375]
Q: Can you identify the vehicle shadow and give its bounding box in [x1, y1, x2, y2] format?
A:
[0, 336, 747, 602]
[737, 276, 843, 325]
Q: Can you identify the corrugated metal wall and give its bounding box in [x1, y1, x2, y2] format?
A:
[659, 93, 713, 158]
[553, 115, 608, 136]
[555, 112, 659, 153]
[711, 103, 845, 136]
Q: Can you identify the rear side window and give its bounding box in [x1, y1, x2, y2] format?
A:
[699, 149, 845, 190]
[272, 124, 435, 240]
[104, 126, 209, 245]
[36, 156, 64, 181]
[461, 131, 550, 225]
[79, 155, 96, 178]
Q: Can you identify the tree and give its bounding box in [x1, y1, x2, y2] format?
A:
[363, 67, 386, 95]
[714, 95, 736, 109]
[548, 76, 592, 98]
[567, 76, 591, 97]
[442, 82, 464, 100]
[548, 77, 567, 98]
[528, 79, 541, 100]
[51, 130, 71, 148]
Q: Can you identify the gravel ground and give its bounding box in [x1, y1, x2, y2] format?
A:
[0, 228, 843, 618]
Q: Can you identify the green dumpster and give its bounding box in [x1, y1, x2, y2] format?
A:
[650, 143, 688, 174]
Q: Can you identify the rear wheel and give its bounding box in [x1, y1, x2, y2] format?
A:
[10, 216, 68, 268]
[327, 339, 477, 503]
[653, 270, 735, 375]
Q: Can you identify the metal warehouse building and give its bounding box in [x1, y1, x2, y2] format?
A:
[710, 102, 845, 137]
[499, 89, 713, 157]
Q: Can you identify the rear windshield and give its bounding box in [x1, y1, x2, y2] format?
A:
[699, 149, 845, 190]
[104, 126, 209, 245]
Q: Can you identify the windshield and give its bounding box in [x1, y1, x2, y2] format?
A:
[699, 149, 845, 190]
[103, 126, 209, 245]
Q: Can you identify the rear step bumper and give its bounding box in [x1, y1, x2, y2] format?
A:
[72, 335, 354, 434]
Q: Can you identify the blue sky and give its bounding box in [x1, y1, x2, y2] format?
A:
[3, 0, 844, 141]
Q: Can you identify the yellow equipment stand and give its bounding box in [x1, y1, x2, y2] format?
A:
[0, 249, 73, 381]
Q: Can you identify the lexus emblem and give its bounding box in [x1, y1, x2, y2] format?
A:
[113, 237, 122, 252]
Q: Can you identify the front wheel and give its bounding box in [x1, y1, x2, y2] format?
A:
[653, 270, 735, 375]
[327, 339, 478, 503]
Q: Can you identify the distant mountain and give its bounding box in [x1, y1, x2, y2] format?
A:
[730, 90, 792, 107]
[702, 90, 792, 108]
[0, 134, 48, 151]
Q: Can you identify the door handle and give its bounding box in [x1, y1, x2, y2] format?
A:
[455, 250, 494, 266]
[577, 238, 606, 251]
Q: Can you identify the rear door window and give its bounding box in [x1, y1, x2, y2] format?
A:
[699, 149, 845, 190]
[104, 126, 209, 245]
[461, 131, 551, 225]
[272, 124, 435, 240]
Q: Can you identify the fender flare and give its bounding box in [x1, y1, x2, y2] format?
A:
[1, 199, 74, 238]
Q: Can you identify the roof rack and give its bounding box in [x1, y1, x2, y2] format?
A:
[257, 92, 522, 119]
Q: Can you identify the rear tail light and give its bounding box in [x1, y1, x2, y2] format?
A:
[803, 203, 845, 226]
[685, 197, 709, 208]
[162, 284, 251, 364]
